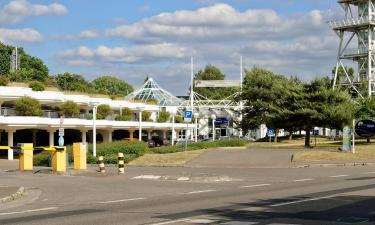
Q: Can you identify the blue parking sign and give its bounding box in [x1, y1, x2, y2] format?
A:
[313, 129, 319, 136]
[267, 129, 275, 137]
[184, 111, 192, 123]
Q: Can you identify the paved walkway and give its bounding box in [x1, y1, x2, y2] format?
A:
[186, 148, 296, 168]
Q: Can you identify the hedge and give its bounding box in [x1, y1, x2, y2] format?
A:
[34, 140, 148, 166]
[151, 139, 249, 154]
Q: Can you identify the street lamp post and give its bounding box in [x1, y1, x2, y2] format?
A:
[211, 114, 216, 141]
[92, 104, 98, 157]
[171, 111, 176, 146]
[194, 112, 199, 142]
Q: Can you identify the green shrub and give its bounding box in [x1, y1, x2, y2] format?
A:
[175, 116, 184, 123]
[142, 111, 152, 122]
[97, 104, 112, 120]
[33, 152, 50, 166]
[14, 96, 43, 116]
[0, 76, 9, 86]
[60, 101, 80, 118]
[29, 81, 45, 91]
[152, 139, 249, 154]
[116, 107, 133, 121]
[157, 111, 170, 123]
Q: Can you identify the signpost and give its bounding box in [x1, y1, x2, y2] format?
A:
[313, 128, 319, 147]
[59, 117, 64, 147]
[184, 110, 193, 157]
[267, 129, 275, 143]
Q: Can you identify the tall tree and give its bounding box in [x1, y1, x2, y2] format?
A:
[194, 64, 238, 100]
[91, 76, 133, 97]
[55, 72, 92, 92]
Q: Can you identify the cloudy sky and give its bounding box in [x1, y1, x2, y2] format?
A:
[0, 0, 342, 95]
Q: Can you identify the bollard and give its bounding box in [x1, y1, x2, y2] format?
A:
[98, 156, 105, 173]
[118, 153, 124, 174]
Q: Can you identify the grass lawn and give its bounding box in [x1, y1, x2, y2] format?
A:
[128, 149, 211, 167]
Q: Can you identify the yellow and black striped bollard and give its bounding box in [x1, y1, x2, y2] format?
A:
[118, 153, 125, 174]
[98, 156, 105, 173]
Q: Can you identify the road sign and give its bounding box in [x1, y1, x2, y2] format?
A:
[59, 128, 65, 137]
[215, 117, 229, 128]
[267, 129, 275, 137]
[58, 136, 64, 147]
[355, 120, 375, 138]
[184, 111, 192, 123]
[313, 128, 319, 136]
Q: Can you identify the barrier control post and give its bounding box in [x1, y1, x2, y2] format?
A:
[73, 143, 87, 170]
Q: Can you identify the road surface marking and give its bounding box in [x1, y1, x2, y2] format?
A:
[240, 184, 271, 188]
[99, 197, 146, 204]
[188, 219, 217, 223]
[150, 219, 191, 225]
[221, 222, 259, 225]
[180, 190, 217, 195]
[293, 179, 314, 182]
[329, 175, 349, 178]
[270, 195, 337, 207]
[364, 172, 375, 174]
[0, 207, 58, 216]
[132, 175, 161, 180]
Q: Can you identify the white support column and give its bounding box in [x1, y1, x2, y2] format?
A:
[93, 105, 97, 157]
[108, 130, 113, 143]
[129, 130, 134, 139]
[139, 111, 143, 141]
[7, 130, 15, 160]
[81, 129, 87, 144]
[0, 101, 2, 116]
[147, 130, 152, 141]
[48, 129, 55, 147]
[163, 130, 167, 140]
[32, 129, 37, 146]
[171, 114, 175, 146]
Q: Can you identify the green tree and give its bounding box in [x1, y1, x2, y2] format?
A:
[0, 42, 12, 75]
[157, 111, 171, 123]
[59, 101, 80, 118]
[294, 77, 354, 147]
[14, 97, 43, 116]
[91, 76, 133, 97]
[97, 104, 112, 120]
[194, 64, 238, 100]
[55, 72, 92, 92]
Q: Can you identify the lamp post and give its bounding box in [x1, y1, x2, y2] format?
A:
[211, 114, 216, 141]
[171, 111, 176, 146]
[92, 104, 99, 157]
[137, 106, 145, 142]
[194, 112, 199, 142]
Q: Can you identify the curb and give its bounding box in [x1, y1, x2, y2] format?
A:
[0, 187, 26, 204]
[293, 162, 375, 168]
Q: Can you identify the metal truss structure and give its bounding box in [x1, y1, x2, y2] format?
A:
[330, 0, 375, 97]
[125, 77, 183, 106]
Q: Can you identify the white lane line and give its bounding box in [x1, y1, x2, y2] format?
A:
[180, 190, 217, 195]
[270, 195, 337, 207]
[0, 207, 58, 216]
[293, 179, 314, 182]
[364, 172, 375, 174]
[329, 175, 349, 178]
[99, 197, 146, 204]
[132, 175, 161, 180]
[150, 219, 191, 225]
[240, 184, 271, 188]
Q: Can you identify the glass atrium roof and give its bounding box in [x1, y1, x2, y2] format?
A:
[125, 78, 183, 106]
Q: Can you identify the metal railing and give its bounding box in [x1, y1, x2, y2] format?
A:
[329, 16, 373, 29]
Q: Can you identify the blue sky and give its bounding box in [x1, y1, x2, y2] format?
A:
[0, 0, 339, 95]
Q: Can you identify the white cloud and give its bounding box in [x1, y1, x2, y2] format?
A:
[106, 4, 328, 43]
[0, 28, 43, 43]
[60, 43, 191, 64]
[0, 0, 67, 24]
[61, 29, 99, 40]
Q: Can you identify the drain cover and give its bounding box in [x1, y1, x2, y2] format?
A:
[337, 217, 369, 223]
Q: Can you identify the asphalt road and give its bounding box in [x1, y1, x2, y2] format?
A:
[1, 164, 375, 225]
